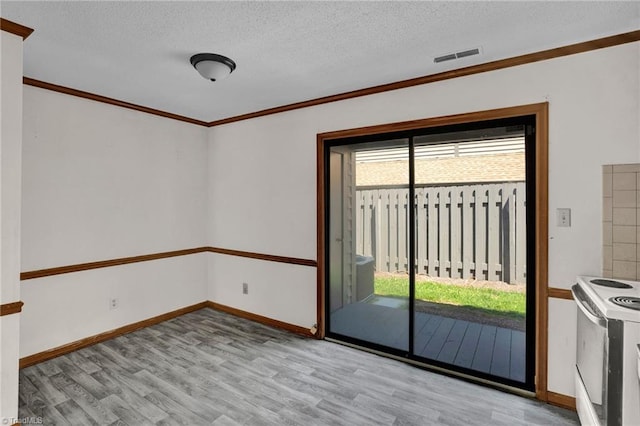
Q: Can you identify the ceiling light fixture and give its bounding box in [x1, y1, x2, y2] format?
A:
[190, 53, 236, 82]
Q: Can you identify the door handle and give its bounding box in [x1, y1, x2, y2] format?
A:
[571, 284, 606, 327]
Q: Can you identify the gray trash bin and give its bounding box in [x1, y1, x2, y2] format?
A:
[355, 255, 374, 301]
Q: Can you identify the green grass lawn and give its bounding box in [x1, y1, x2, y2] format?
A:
[375, 276, 525, 319]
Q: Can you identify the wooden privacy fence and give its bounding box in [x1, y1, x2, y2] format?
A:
[356, 182, 526, 284]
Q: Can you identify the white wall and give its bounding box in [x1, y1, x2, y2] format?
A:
[20, 253, 208, 357]
[206, 42, 640, 397]
[547, 298, 578, 395]
[20, 87, 209, 357]
[0, 28, 24, 423]
[208, 254, 316, 328]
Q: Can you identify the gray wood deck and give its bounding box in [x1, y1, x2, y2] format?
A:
[18, 308, 574, 425]
[330, 302, 526, 382]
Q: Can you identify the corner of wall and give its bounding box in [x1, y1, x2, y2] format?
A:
[205, 125, 216, 302]
[0, 26, 24, 424]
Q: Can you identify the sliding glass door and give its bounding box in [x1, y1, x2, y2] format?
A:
[325, 117, 535, 391]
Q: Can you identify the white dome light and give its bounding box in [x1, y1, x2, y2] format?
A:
[190, 53, 236, 82]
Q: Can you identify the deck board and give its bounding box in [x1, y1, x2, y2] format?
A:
[436, 320, 469, 364]
[510, 329, 526, 382]
[490, 327, 512, 378]
[453, 322, 483, 368]
[420, 317, 455, 359]
[331, 302, 525, 382]
[471, 325, 497, 373]
[414, 315, 443, 354]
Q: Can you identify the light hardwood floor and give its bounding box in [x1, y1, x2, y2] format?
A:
[19, 308, 578, 425]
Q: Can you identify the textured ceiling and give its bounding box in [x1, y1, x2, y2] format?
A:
[2, 1, 639, 123]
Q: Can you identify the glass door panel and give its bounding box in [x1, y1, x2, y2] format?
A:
[412, 126, 529, 385]
[327, 139, 409, 352]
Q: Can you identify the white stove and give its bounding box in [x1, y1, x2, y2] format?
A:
[573, 276, 640, 426]
[577, 276, 640, 322]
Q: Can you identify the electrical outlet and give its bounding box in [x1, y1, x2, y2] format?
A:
[109, 298, 118, 310]
[242, 282, 248, 295]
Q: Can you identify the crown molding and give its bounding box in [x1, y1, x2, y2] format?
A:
[208, 29, 640, 126]
[19, 29, 640, 127]
[23, 77, 209, 127]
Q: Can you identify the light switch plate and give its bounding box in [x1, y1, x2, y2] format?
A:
[557, 208, 571, 227]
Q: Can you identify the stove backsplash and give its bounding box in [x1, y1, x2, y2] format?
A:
[603, 164, 640, 279]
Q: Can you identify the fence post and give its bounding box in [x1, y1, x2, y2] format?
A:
[501, 191, 511, 283]
[487, 186, 500, 281]
[462, 187, 474, 279]
[475, 188, 487, 280]
[438, 189, 451, 277]
[417, 188, 428, 276]
[515, 182, 527, 284]
[427, 188, 439, 277]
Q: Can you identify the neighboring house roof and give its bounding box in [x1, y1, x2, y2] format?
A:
[356, 152, 525, 186]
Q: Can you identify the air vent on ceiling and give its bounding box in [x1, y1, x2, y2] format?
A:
[434, 53, 457, 63]
[434, 47, 480, 63]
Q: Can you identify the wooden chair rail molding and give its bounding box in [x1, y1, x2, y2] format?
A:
[20, 243, 570, 304]
[207, 246, 317, 267]
[547, 287, 573, 300]
[20, 247, 211, 280]
[19, 246, 575, 302]
[0, 17, 34, 39]
[20, 246, 317, 280]
[0, 301, 24, 316]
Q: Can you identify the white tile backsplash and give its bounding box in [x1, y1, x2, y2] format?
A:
[605, 164, 640, 280]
